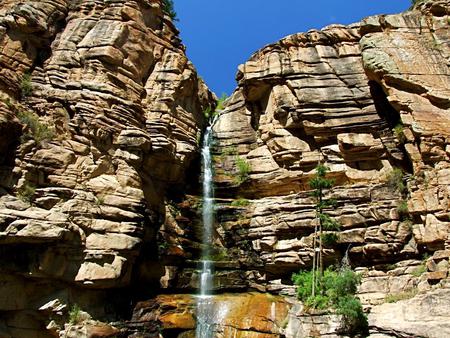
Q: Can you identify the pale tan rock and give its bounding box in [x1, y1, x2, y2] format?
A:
[369, 288, 450, 338]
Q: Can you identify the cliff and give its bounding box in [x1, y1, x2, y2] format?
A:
[204, 0, 450, 336]
[0, 1, 214, 337]
[0, 0, 449, 338]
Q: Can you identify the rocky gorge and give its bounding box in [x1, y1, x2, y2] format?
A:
[0, 0, 449, 337]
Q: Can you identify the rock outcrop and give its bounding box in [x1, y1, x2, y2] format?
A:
[0, 1, 214, 337]
[169, 0, 448, 336]
[0, 0, 449, 337]
[209, 0, 449, 289]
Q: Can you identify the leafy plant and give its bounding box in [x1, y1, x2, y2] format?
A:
[203, 106, 213, 120]
[222, 146, 237, 156]
[231, 198, 250, 207]
[1, 97, 13, 109]
[336, 295, 368, 334]
[17, 110, 54, 144]
[387, 168, 406, 194]
[412, 263, 427, 277]
[162, 0, 178, 21]
[17, 183, 36, 204]
[95, 196, 104, 206]
[203, 94, 228, 121]
[20, 73, 33, 98]
[292, 267, 367, 335]
[397, 200, 409, 217]
[393, 124, 406, 144]
[68, 304, 82, 324]
[308, 164, 341, 292]
[235, 156, 251, 184]
[321, 233, 339, 247]
[216, 93, 228, 111]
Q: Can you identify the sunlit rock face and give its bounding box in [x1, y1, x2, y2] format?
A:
[201, 0, 449, 337]
[0, 0, 449, 337]
[0, 0, 214, 336]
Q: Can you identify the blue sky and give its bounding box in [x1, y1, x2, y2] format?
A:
[175, 0, 411, 96]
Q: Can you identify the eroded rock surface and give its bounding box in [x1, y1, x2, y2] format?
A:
[194, 0, 448, 337]
[0, 0, 449, 337]
[0, 0, 214, 337]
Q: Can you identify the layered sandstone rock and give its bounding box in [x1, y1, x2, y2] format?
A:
[0, 1, 214, 337]
[125, 1, 449, 337]
[0, 0, 449, 337]
[192, 0, 448, 337]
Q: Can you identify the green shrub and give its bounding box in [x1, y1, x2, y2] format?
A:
[292, 268, 367, 335]
[336, 295, 368, 335]
[17, 183, 36, 204]
[321, 233, 339, 247]
[1, 97, 13, 109]
[319, 213, 340, 231]
[203, 94, 228, 121]
[235, 156, 251, 184]
[20, 73, 33, 98]
[17, 110, 54, 144]
[162, 0, 178, 21]
[203, 106, 213, 120]
[68, 304, 82, 324]
[231, 198, 250, 207]
[216, 93, 228, 111]
[222, 146, 237, 156]
[387, 168, 406, 194]
[393, 124, 406, 144]
[95, 196, 104, 206]
[397, 200, 409, 217]
[412, 264, 427, 277]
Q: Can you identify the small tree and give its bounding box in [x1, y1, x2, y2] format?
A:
[309, 164, 340, 296]
[162, 0, 178, 21]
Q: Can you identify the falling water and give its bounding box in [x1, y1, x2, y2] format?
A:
[196, 124, 215, 338]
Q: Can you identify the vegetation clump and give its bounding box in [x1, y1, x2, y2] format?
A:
[385, 289, 418, 303]
[292, 267, 368, 335]
[397, 199, 409, 218]
[20, 73, 33, 98]
[162, 0, 178, 21]
[16, 182, 36, 204]
[17, 110, 54, 144]
[68, 304, 82, 324]
[387, 168, 406, 194]
[231, 198, 250, 207]
[235, 156, 251, 184]
[393, 124, 406, 144]
[203, 93, 228, 120]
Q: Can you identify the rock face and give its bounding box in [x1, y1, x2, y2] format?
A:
[0, 0, 449, 337]
[203, 0, 449, 337]
[0, 1, 214, 337]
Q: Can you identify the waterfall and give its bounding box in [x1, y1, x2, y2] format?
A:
[196, 124, 215, 338]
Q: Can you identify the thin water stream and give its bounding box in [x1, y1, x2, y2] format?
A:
[196, 124, 215, 338]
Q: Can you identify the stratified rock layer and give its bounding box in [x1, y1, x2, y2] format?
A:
[199, 0, 448, 337]
[0, 1, 214, 337]
[0, 0, 449, 337]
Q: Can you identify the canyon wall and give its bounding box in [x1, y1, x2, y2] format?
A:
[0, 0, 449, 337]
[202, 0, 450, 336]
[0, 1, 214, 337]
